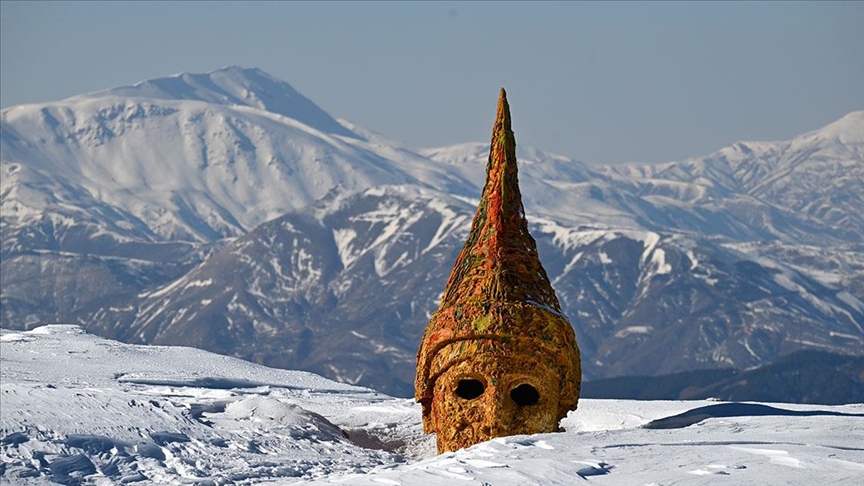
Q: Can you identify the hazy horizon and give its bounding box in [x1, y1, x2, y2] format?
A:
[2, 1, 862, 165]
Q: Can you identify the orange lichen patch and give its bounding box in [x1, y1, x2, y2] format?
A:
[415, 88, 581, 453]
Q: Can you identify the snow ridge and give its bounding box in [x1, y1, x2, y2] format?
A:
[2, 326, 863, 485]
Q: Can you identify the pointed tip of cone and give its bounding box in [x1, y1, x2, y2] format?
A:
[496, 88, 511, 131]
[431, 86, 560, 311]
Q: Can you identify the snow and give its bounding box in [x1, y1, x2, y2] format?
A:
[332, 228, 359, 269]
[639, 231, 662, 266]
[794, 110, 864, 147]
[184, 278, 213, 289]
[421, 199, 470, 255]
[3, 326, 863, 485]
[837, 291, 864, 314]
[0, 69, 472, 244]
[614, 326, 653, 338]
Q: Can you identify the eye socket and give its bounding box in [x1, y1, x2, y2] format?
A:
[455, 379, 485, 400]
[510, 384, 539, 406]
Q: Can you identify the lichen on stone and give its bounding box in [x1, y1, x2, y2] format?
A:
[415, 88, 582, 454]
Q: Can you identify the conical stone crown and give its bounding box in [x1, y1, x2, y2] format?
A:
[438, 88, 561, 310]
[415, 89, 581, 437]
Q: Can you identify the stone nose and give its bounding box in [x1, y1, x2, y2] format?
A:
[484, 386, 512, 436]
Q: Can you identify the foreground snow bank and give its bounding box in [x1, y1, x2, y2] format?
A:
[2, 325, 862, 485]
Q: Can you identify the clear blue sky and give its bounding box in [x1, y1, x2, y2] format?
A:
[2, 1, 862, 164]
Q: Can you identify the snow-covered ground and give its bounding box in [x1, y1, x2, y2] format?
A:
[2, 326, 862, 485]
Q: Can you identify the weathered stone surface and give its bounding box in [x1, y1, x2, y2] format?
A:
[431, 354, 561, 453]
[415, 88, 581, 454]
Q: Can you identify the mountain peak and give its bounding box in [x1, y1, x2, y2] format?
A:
[801, 110, 864, 145]
[91, 66, 359, 139]
[495, 87, 512, 133]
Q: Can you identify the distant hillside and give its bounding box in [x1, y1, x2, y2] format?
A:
[582, 350, 864, 405]
[2, 66, 863, 396]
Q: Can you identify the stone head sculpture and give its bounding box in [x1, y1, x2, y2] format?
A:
[416, 88, 581, 454]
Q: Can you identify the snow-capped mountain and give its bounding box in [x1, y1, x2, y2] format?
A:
[2, 67, 862, 396]
[112, 206, 863, 396]
[599, 111, 864, 243]
[0, 66, 469, 244]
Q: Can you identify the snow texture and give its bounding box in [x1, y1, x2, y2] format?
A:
[2, 326, 862, 485]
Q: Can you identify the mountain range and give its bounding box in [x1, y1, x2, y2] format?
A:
[582, 349, 864, 405]
[2, 66, 862, 397]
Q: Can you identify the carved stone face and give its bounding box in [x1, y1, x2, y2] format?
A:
[429, 353, 561, 453]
